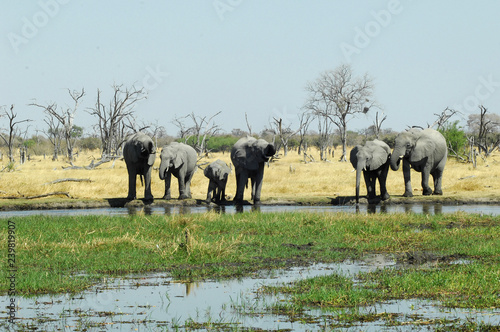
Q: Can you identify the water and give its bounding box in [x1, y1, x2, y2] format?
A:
[3, 257, 498, 331]
[1, 202, 500, 218]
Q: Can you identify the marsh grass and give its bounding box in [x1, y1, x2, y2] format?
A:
[2, 148, 500, 202]
[1, 212, 498, 304]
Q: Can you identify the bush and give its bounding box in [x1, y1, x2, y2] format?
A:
[439, 121, 468, 157]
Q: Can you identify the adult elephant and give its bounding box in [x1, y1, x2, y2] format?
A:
[390, 127, 447, 196]
[123, 132, 156, 201]
[349, 139, 391, 204]
[204, 159, 231, 203]
[231, 136, 276, 204]
[159, 142, 197, 199]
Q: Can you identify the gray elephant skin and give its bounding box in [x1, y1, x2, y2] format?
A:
[123, 132, 156, 201]
[390, 128, 447, 196]
[350, 139, 391, 204]
[204, 159, 230, 203]
[231, 136, 276, 203]
[159, 142, 197, 199]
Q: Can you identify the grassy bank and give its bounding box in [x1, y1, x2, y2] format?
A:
[1, 212, 498, 309]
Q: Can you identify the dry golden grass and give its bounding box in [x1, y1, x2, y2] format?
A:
[1, 147, 500, 202]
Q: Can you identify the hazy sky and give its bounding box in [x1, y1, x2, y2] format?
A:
[2, 1, 500, 138]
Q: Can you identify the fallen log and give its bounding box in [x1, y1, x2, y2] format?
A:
[44, 178, 92, 185]
[1, 192, 72, 199]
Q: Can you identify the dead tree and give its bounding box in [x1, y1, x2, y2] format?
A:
[31, 88, 85, 162]
[304, 64, 375, 161]
[0, 105, 32, 162]
[467, 105, 500, 157]
[429, 107, 458, 130]
[87, 84, 146, 159]
[43, 113, 63, 161]
[172, 111, 221, 155]
[373, 111, 387, 139]
[272, 117, 303, 156]
[297, 111, 313, 155]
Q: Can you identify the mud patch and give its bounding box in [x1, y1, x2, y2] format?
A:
[397, 251, 469, 265]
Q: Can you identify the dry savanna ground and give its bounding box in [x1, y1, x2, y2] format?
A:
[1, 147, 500, 203]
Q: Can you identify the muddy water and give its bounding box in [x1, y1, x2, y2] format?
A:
[2, 203, 500, 218]
[3, 256, 499, 331]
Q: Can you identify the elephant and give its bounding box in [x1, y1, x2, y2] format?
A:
[123, 132, 156, 201]
[231, 136, 276, 204]
[204, 159, 231, 203]
[159, 142, 197, 199]
[349, 139, 391, 204]
[390, 127, 447, 196]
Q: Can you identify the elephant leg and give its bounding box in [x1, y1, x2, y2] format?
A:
[250, 177, 256, 201]
[206, 180, 216, 203]
[253, 166, 265, 203]
[163, 172, 172, 200]
[220, 179, 227, 202]
[177, 174, 188, 199]
[185, 171, 194, 199]
[234, 170, 246, 203]
[143, 166, 154, 201]
[378, 163, 390, 201]
[421, 164, 433, 196]
[127, 168, 137, 200]
[402, 159, 413, 197]
[364, 172, 376, 200]
[431, 168, 444, 195]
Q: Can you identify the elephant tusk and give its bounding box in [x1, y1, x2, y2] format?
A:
[399, 155, 404, 159]
[351, 169, 355, 172]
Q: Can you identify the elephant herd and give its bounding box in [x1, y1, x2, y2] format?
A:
[123, 134, 275, 204]
[124, 127, 447, 205]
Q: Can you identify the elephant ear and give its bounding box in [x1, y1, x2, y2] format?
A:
[368, 146, 389, 170]
[147, 141, 156, 166]
[234, 145, 259, 171]
[173, 152, 184, 169]
[349, 146, 361, 169]
[411, 136, 435, 163]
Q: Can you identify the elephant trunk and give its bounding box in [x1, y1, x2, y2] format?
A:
[159, 160, 169, 180]
[390, 147, 404, 171]
[355, 161, 365, 205]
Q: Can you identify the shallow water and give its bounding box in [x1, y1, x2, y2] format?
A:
[3, 256, 498, 331]
[1, 202, 500, 218]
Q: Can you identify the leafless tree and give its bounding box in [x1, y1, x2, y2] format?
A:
[172, 111, 221, 155]
[272, 117, 304, 156]
[304, 64, 375, 161]
[0, 105, 33, 162]
[297, 111, 313, 155]
[467, 105, 500, 156]
[87, 84, 146, 158]
[429, 107, 459, 130]
[372, 111, 387, 139]
[43, 112, 63, 160]
[245, 112, 253, 136]
[31, 88, 85, 161]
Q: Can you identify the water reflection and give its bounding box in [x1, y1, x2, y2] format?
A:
[0, 203, 498, 218]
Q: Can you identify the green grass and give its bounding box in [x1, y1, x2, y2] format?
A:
[1, 211, 499, 306]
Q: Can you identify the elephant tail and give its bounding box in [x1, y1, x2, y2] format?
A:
[140, 174, 144, 187]
[245, 179, 248, 189]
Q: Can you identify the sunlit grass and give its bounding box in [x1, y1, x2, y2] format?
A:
[2, 147, 500, 202]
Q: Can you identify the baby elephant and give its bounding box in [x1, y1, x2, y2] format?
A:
[350, 139, 391, 204]
[204, 159, 230, 203]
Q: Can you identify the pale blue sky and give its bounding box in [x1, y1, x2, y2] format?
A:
[2, 1, 500, 137]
